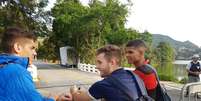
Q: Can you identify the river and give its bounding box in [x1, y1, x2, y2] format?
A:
[158, 60, 201, 81]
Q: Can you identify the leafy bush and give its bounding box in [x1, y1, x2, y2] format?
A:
[158, 74, 178, 82]
[179, 77, 188, 84]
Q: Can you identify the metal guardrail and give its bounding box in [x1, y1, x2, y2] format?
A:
[78, 63, 99, 74]
[179, 82, 201, 101]
[78, 63, 134, 74]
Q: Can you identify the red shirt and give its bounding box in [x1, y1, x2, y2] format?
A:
[133, 65, 158, 90]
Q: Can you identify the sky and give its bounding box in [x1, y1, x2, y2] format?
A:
[47, 0, 201, 47]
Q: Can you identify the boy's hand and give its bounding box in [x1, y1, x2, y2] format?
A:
[56, 93, 73, 101]
[70, 85, 79, 94]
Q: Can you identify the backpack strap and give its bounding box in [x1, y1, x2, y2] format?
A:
[126, 70, 148, 96]
[107, 74, 137, 101]
[143, 64, 159, 81]
[147, 64, 168, 93]
[107, 70, 151, 101]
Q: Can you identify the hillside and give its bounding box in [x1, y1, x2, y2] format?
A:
[152, 34, 201, 60]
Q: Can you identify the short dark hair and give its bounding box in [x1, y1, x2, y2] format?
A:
[1, 27, 36, 53]
[126, 39, 147, 48]
[96, 45, 122, 65]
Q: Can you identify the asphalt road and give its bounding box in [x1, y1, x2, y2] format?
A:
[34, 61, 201, 101]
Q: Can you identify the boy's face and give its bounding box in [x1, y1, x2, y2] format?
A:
[15, 39, 37, 60]
[125, 47, 145, 65]
[192, 57, 199, 62]
[95, 53, 111, 78]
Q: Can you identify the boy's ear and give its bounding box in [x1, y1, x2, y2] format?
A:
[110, 58, 117, 66]
[14, 43, 22, 53]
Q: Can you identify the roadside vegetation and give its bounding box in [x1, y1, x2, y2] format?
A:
[0, 0, 180, 83]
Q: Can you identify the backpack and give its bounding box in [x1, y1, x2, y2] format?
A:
[146, 64, 171, 101]
[152, 67, 171, 101]
[107, 70, 154, 101]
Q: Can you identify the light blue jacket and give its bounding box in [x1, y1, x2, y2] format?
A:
[0, 54, 54, 101]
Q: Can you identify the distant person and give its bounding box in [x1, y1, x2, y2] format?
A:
[186, 54, 201, 82]
[67, 45, 151, 101]
[125, 40, 159, 100]
[185, 54, 201, 96]
[0, 27, 71, 101]
[27, 57, 39, 82]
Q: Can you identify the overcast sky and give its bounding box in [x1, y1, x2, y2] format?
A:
[47, 0, 201, 46]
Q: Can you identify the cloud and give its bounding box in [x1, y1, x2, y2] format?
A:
[126, 0, 201, 46]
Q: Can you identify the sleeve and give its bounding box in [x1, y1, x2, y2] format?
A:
[0, 96, 7, 101]
[4, 67, 54, 101]
[88, 81, 107, 100]
[186, 63, 191, 70]
[0, 96, 54, 101]
[199, 62, 201, 71]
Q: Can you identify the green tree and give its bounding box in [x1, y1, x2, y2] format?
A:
[0, 0, 50, 36]
[156, 62, 176, 81]
[0, 0, 51, 53]
[154, 42, 175, 62]
[139, 31, 152, 46]
[153, 42, 176, 81]
[44, 0, 133, 63]
[105, 28, 139, 46]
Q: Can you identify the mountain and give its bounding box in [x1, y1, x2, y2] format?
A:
[152, 34, 201, 60]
